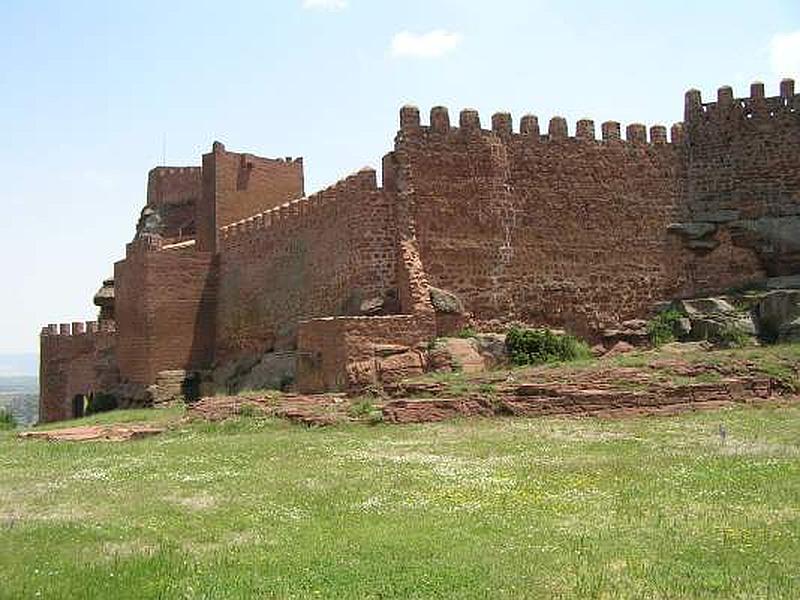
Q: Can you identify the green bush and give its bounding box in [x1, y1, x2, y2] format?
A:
[505, 327, 591, 366]
[348, 397, 383, 424]
[0, 408, 15, 430]
[348, 398, 376, 418]
[717, 325, 752, 349]
[454, 327, 478, 339]
[86, 393, 119, 416]
[647, 309, 683, 346]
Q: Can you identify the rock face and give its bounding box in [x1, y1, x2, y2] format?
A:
[471, 333, 508, 367]
[673, 216, 800, 277]
[428, 338, 485, 373]
[213, 351, 296, 395]
[601, 319, 650, 347]
[429, 287, 465, 314]
[668, 297, 757, 345]
[729, 217, 800, 276]
[427, 334, 508, 373]
[93, 278, 115, 323]
[429, 287, 469, 337]
[755, 290, 800, 342]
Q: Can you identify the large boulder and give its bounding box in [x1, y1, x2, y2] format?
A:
[729, 216, 800, 276]
[427, 338, 485, 373]
[601, 319, 650, 347]
[429, 287, 465, 314]
[755, 290, 800, 343]
[670, 297, 756, 346]
[472, 333, 508, 367]
[213, 351, 296, 394]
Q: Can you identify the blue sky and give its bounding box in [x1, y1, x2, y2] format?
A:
[1, 0, 798, 355]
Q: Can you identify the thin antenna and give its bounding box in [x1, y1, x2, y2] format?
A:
[161, 132, 167, 165]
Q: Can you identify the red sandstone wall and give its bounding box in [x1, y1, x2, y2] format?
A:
[197, 143, 304, 252]
[39, 323, 116, 423]
[296, 315, 434, 393]
[147, 167, 202, 206]
[679, 81, 800, 281]
[215, 168, 398, 362]
[145, 168, 202, 242]
[115, 240, 216, 384]
[393, 107, 687, 336]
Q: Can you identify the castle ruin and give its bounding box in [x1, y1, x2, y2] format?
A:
[40, 80, 800, 422]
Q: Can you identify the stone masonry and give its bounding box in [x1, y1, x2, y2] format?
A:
[39, 80, 800, 422]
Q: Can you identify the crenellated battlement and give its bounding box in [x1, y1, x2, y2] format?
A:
[399, 105, 684, 146]
[40, 320, 116, 338]
[147, 166, 203, 207]
[684, 79, 798, 124]
[39, 78, 800, 424]
[125, 233, 165, 258]
[218, 167, 379, 249]
[150, 166, 202, 177]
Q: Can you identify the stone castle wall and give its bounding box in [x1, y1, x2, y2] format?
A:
[39, 79, 800, 422]
[197, 143, 304, 252]
[145, 167, 203, 242]
[216, 168, 398, 364]
[677, 81, 800, 283]
[39, 323, 116, 423]
[390, 106, 687, 336]
[114, 239, 217, 386]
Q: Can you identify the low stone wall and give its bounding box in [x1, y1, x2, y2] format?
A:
[296, 314, 435, 393]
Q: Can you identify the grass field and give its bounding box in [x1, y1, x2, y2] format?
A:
[1, 402, 799, 599]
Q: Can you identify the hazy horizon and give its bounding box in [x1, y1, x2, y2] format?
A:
[2, 0, 798, 354]
[0, 353, 39, 377]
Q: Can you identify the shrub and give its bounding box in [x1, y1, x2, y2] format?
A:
[0, 408, 15, 430]
[86, 393, 118, 416]
[348, 398, 376, 418]
[717, 325, 752, 349]
[647, 309, 683, 346]
[505, 327, 591, 366]
[348, 397, 384, 424]
[455, 327, 478, 339]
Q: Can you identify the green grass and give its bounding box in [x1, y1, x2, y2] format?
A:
[2, 404, 800, 598]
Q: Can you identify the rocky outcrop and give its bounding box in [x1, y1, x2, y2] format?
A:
[667, 297, 756, 345]
[601, 319, 650, 347]
[729, 217, 800, 276]
[429, 287, 465, 314]
[671, 214, 800, 275]
[427, 338, 485, 373]
[428, 287, 469, 337]
[19, 424, 165, 442]
[212, 351, 296, 395]
[755, 290, 800, 342]
[93, 278, 115, 323]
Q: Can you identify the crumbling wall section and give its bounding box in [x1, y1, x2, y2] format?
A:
[296, 315, 433, 393]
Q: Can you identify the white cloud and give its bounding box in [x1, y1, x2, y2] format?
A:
[391, 30, 462, 59]
[302, 0, 348, 11]
[770, 30, 800, 79]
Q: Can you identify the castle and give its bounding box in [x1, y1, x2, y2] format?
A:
[40, 79, 800, 423]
